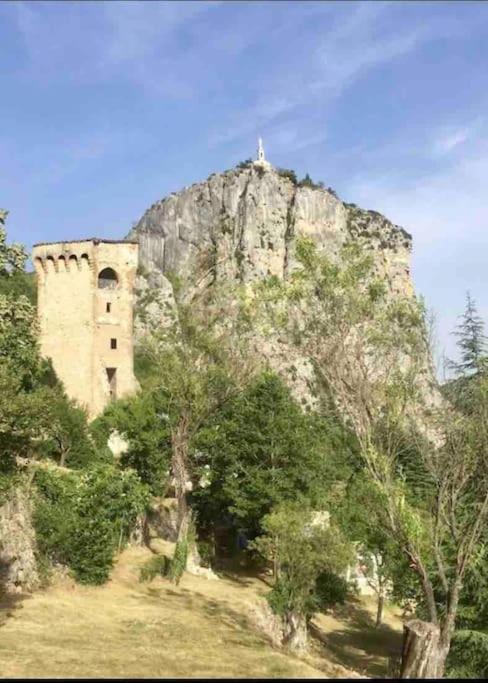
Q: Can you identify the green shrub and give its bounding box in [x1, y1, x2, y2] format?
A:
[446, 629, 488, 679]
[33, 465, 150, 585]
[168, 538, 188, 585]
[298, 173, 316, 188]
[139, 554, 170, 583]
[314, 569, 349, 612]
[276, 168, 297, 185]
[236, 159, 252, 169]
[197, 539, 214, 568]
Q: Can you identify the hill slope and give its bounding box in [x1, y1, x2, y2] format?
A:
[0, 544, 403, 678]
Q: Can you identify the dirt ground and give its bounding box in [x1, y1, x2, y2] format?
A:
[0, 544, 403, 679]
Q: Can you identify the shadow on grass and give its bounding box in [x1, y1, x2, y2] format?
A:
[215, 554, 274, 589]
[310, 599, 403, 678]
[0, 591, 29, 627]
[144, 578, 270, 650]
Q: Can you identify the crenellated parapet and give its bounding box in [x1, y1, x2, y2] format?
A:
[34, 251, 92, 277]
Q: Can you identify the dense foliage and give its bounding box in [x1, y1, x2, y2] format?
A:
[251, 502, 353, 647]
[252, 237, 488, 674]
[33, 465, 149, 584]
[193, 371, 354, 539]
[90, 390, 172, 494]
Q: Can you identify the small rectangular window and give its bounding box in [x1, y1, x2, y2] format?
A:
[106, 303, 111, 313]
[110, 338, 117, 349]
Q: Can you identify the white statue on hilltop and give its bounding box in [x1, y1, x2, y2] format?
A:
[254, 137, 271, 169]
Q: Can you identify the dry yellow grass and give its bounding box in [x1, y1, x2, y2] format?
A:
[0, 544, 403, 679]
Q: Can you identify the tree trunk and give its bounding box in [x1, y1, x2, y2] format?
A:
[172, 420, 192, 545]
[400, 619, 449, 678]
[171, 419, 200, 578]
[283, 611, 308, 654]
[129, 513, 146, 546]
[375, 591, 384, 628]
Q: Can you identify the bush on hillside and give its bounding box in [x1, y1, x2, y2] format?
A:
[314, 568, 350, 612]
[33, 465, 150, 585]
[446, 629, 488, 679]
[276, 167, 297, 184]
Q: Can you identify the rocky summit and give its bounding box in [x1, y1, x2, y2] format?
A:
[128, 159, 420, 404]
[129, 161, 413, 297]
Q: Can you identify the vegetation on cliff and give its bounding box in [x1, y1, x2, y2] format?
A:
[2, 195, 488, 679]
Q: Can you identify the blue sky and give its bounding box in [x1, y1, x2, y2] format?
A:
[2, 0, 488, 369]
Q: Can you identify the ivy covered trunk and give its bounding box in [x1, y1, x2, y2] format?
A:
[400, 620, 450, 678]
[170, 417, 200, 583]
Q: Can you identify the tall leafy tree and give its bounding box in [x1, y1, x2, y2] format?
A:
[193, 371, 353, 540]
[138, 278, 256, 583]
[254, 238, 488, 678]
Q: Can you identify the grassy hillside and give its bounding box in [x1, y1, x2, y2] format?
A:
[0, 542, 403, 678]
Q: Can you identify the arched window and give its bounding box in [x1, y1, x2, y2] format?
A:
[98, 267, 118, 289]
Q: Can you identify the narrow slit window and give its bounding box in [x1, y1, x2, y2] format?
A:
[106, 303, 111, 313]
[111, 338, 117, 349]
[106, 368, 117, 401]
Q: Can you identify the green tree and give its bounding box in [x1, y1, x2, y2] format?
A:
[138, 281, 256, 583]
[90, 390, 172, 494]
[251, 502, 353, 652]
[0, 209, 28, 275]
[339, 472, 399, 628]
[193, 371, 353, 542]
[254, 238, 488, 677]
[39, 391, 95, 468]
[450, 292, 487, 376]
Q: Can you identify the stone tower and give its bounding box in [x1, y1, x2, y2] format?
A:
[33, 238, 139, 419]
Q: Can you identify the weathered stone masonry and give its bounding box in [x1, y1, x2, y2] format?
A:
[33, 238, 138, 419]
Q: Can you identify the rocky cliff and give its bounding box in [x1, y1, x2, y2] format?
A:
[128, 161, 419, 403]
[129, 162, 413, 298]
[0, 487, 40, 594]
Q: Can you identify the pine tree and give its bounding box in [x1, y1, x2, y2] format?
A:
[451, 292, 487, 376]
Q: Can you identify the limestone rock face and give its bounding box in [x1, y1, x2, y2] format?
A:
[129, 164, 417, 405]
[0, 488, 39, 594]
[129, 164, 412, 298]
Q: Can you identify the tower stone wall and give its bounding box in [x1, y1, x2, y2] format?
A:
[33, 238, 139, 419]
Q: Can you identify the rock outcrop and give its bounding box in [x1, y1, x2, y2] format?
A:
[0, 487, 39, 594]
[129, 163, 412, 298]
[128, 162, 418, 405]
